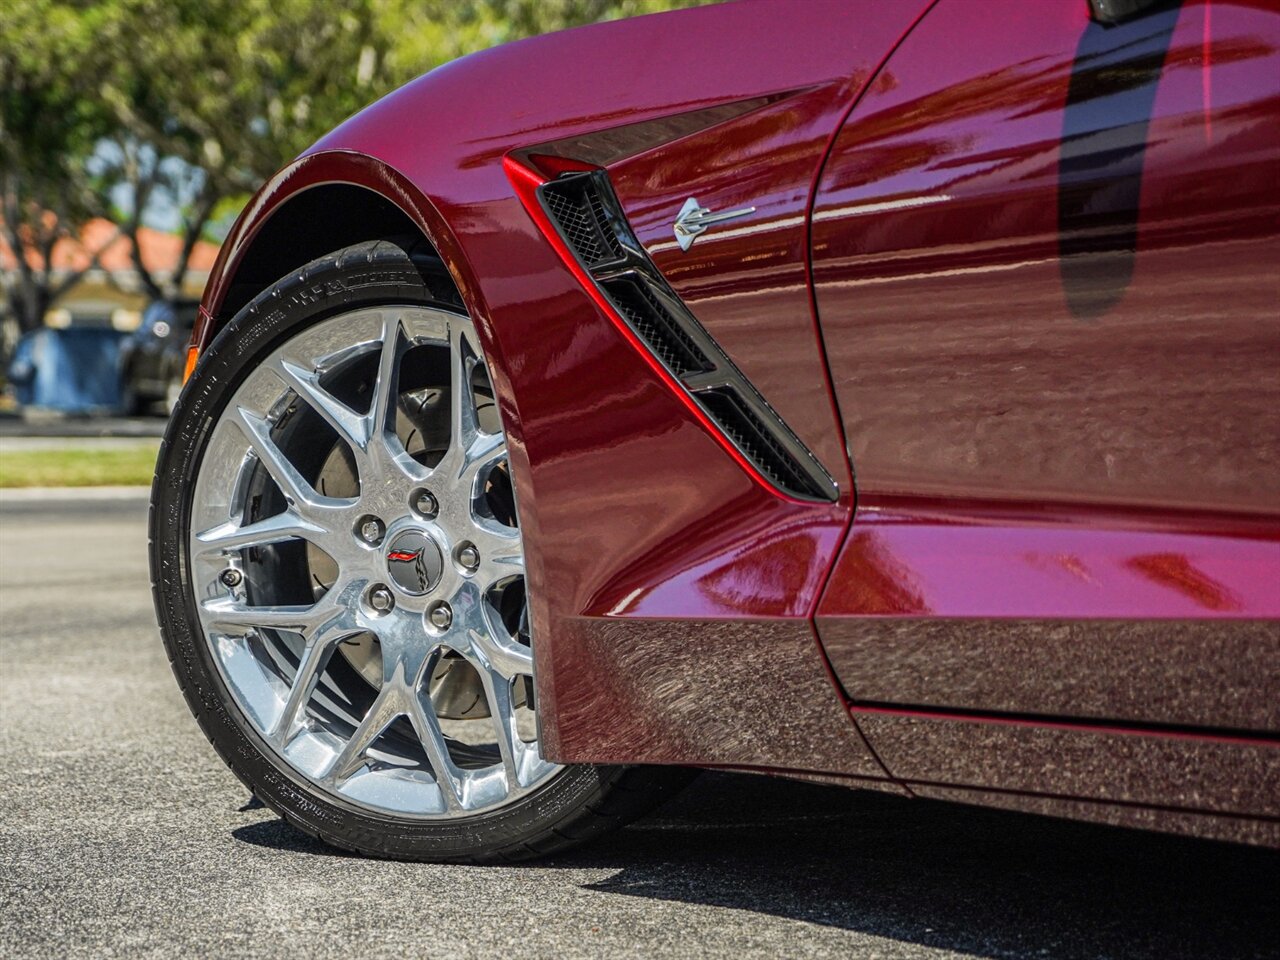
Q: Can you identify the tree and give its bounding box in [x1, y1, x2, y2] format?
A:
[68, 0, 401, 305]
[0, 0, 707, 342]
[0, 1, 121, 339]
[380, 0, 708, 77]
[1, 0, 399, 332]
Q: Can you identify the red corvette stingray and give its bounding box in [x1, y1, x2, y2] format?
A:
[151, 0, 1280, 860]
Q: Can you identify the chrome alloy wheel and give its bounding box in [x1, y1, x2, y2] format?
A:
[188, 305, 559, 819]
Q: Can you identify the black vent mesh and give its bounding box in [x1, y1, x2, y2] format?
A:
[697, 388, 822, 499]
[535, 167, 833, 501]
[586, 188, 621, 255]
[541, 176, 623, 267]
[602, 278, 712, 376]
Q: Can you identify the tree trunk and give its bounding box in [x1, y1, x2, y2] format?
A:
[1, 173, 120, 336]
[169, 189, 216, 298]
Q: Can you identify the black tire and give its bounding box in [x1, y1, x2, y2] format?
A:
[149, 238, 692, 862]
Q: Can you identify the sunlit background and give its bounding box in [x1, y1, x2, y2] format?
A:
[0, 1, 706, 422]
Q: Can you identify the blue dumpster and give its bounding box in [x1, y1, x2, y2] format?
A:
[7, 327, 129, 414]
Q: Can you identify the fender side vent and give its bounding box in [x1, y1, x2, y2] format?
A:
[532, 168, 838, 503]
[541, 176, 624, 267]
[601, 278, 712, 376]
[697, 387, 828, 500]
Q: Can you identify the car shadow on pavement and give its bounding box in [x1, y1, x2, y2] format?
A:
[234, 771, 1280, 958]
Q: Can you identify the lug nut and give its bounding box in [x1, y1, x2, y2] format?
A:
[358, 517, 384, 545]
[428, 603, 453, 630]
[413, 490, 438, 519]
[458, 544, 480, 572]
[368, 585, 395, 614]
[219, 568, 243, 588]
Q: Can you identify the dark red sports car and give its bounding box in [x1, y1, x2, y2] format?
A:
[151, 0, 1280, 861]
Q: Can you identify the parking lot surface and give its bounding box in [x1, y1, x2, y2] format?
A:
[2, 492, 1277, 959]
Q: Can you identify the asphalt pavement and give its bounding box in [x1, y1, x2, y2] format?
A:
[1, 492, 1278, 959]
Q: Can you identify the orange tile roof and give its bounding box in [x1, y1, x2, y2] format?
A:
[0, 217, 220, 274]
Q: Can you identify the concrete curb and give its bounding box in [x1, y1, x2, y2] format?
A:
[0, 485, 151, 501]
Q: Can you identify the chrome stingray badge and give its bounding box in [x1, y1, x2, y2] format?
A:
[672, 197, 756, 251]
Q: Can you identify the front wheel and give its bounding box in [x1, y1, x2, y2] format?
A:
[150, 239, 688, 861]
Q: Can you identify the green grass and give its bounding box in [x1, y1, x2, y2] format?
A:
[0, 443, 160, 488]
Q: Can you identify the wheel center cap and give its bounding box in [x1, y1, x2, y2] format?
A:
[384, 529, 444, 596]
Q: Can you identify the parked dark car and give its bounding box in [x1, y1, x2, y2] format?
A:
[119, 298, 198, 415]
[152, 0, 1279, 862]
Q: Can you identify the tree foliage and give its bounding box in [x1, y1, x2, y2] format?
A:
[1, 0, 705, 336]
[1, 1, 119, 333]
[379, 0, 707, 76]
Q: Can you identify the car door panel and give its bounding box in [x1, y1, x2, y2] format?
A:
[808, 0, 1280, 791]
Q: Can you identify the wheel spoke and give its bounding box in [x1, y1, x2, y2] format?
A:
[371, 314, 404, 443]
[462, 433, 506, 488]
[472, 519, 524, 586]
[324, 685, 402, 784]
[450, 322, 482, 461]
[232, 405, 341, 511]
[407, 692, 464, 812]
[269, 626, 350, 746]
[467, 625, 533, 680]
[366, 313, 431, 483]
[194, 510, 326, 557]
[472, 519, 522, 561]
[202, 597, 328, 633]
[275, 356, 371, 455]
[479, 669, 520, 788]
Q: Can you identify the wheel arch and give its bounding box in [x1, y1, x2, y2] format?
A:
[196, 152, 478, 349]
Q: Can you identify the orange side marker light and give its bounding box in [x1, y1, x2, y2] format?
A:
[183, 346, 200, 384]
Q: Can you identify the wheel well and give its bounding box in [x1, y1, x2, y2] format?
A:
[214, 183, 451, 325]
